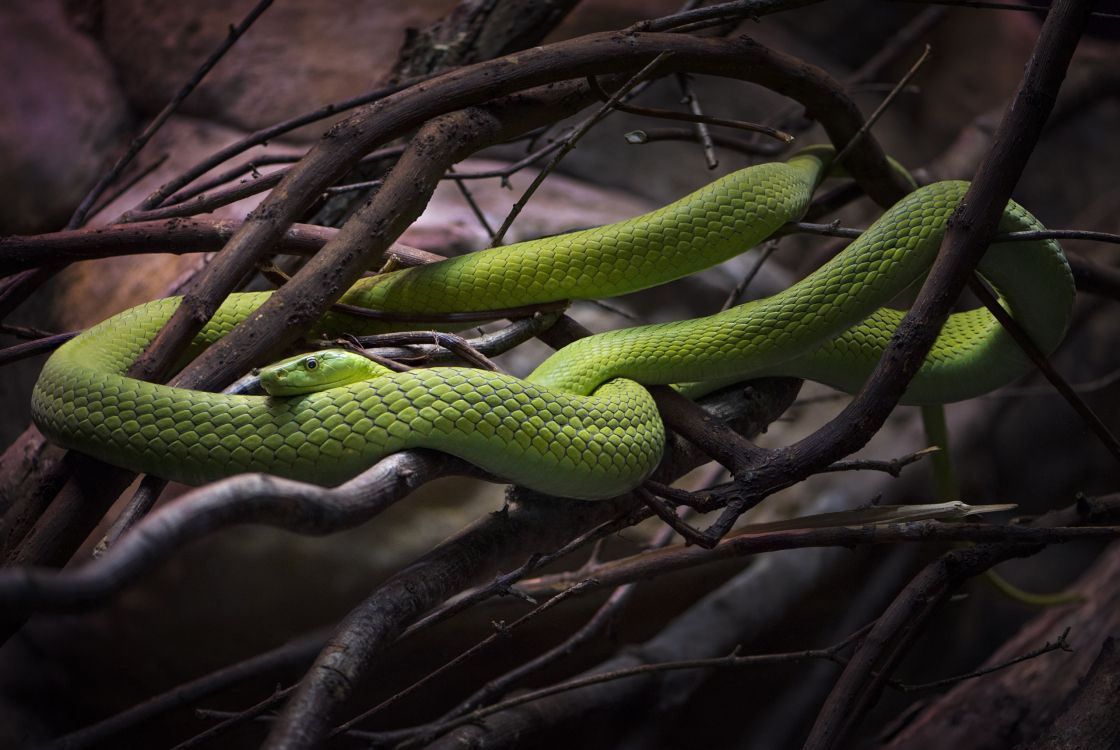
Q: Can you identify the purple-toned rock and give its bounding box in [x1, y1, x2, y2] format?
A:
[0, 1, 129, 233]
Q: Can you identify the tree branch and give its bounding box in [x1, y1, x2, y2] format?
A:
[702, 0, 1094, 542]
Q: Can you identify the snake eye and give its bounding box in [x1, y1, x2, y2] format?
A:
[305, 357, 318, 370]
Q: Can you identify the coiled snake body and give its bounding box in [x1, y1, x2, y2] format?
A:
[30, 149, 1074, 499]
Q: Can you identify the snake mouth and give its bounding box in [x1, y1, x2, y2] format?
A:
[265, 375, 362, 397]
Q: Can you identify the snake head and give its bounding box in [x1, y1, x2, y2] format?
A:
[259, 349, 388, 396]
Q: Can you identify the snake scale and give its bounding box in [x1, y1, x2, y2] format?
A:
[30, 148, 1074, 499]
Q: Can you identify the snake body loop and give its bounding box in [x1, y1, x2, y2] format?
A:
[30, 150, 1074, 499]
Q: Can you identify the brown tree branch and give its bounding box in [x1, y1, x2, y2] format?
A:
[0, 219, 440, 275]
[0, 452, 484, 619]
[803, 543, 1045, 750]
[514, 520, 1118, 599]
[141, 29, 910, 396]
[66, 0, 275, 229]
[801, 9, 1096, 742]
[260, 380, 799, 748]
[1, 25, 910, 573]
[701, 0, 1094, 542]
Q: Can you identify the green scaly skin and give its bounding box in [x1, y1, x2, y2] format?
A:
[30, 149, 1074, 499]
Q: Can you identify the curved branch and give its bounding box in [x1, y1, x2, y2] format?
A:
[147, 30, 910, 394]
[803, 543, 1044, 750]
[702, 0, 1095, 541]
[0, 452, 480, 618]
[262, 379, 801, 748]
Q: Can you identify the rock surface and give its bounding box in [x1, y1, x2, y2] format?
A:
[0, 1, 129, 234]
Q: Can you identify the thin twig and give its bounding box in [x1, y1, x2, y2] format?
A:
[894, 628, 1072, 693]
[622, 127, 782, 155]
[581, 298, 642, 323]
[331, 298, 569, 323]
[833, 44, 932, 167]
[676, 73, 720, 169]
[91, 476, 168, 558]
[330, 581, 596, 737]
[41, 629, 330, 750]
[515, 519, 1113, 599]
[135, 147, 405, 217]
[134, 80, 436, 211]
[489, 52, 674, 247]
[848, 7, 947, 84]
[889, 0, 1120, 20]
[0, 332, 78, 367]
[344, 313, 560, 365]
[450, 171, 496, 238]
[68, 0, 274, 229]
[128, 169, 289, 222]
[355, 331, 504, 372]
[967, 274, 1120, 463]
[783, 221, 1120, 245]
[162, 153, 303, 205]
[86, 154, 170, 218]
[821, 447, 940, 477]
[720, 240, 779, 311]
[418, 517, 687, 730]
[0, 323, 57, 340]
[319, 133, 571, 198]
[445, 133, 571, 180]
[390, 627, 889, 743]
[321, 179, 382, 196]
[632, 0, 825, 33]
[588, 73, 794, 143]
[987, 364, 1120, 399]
[637, 486, 712, 547]
[173, 685, 294, 750]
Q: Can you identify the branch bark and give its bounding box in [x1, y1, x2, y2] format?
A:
[142, 30, 909, 395]
[704, 0, 1095, 540]
[261, 380, 800, 749]
[882, 540, 1120, 750]
[0, 220, 438, 274]
[799, 2, 1094, 744]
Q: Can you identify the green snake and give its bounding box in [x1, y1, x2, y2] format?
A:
[30, 148, 1074, 499]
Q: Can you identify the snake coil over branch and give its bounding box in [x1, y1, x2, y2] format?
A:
[30, 149, 1073, 499]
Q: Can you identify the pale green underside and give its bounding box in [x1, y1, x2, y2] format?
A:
[31, 151, 1074, 499]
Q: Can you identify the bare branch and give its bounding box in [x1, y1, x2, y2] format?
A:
[67, 0, 275, 229]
